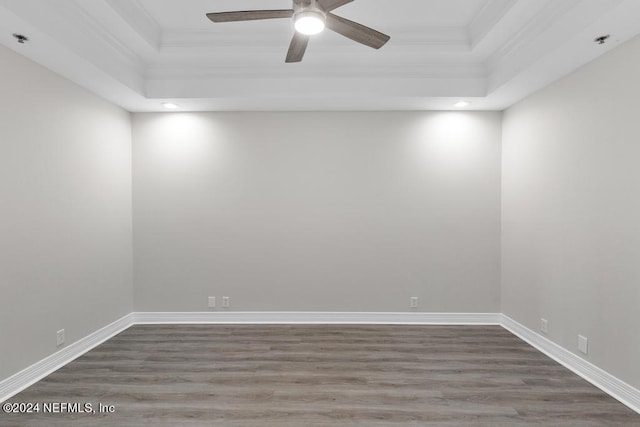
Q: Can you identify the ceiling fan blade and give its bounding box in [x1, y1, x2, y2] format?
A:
[325, 13, 390, 49]
[207, 10, 294, 23]
[318, 0, 354, 12]
[285, 32, 309, 63]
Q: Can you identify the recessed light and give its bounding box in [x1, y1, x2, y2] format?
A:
[162, 102, 179, 109]
[454, 101, 470, 108]
[12, 33, 29, 44]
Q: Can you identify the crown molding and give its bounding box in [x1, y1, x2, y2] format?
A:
[146, 61, 486, 80]
[485, 0, 628, 95]
[145, 76, 487, 102]
[104, 0, 162, 51]
[160, 27, 470, 51]
[485, 0, 582, 73]
[2, 0, 638, 111]
[70, 0, 146, 72]
[468, 0, 518, 49]
[0, 0, 146, 93]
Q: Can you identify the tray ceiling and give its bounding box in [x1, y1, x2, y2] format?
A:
[1, 0, 640, 111]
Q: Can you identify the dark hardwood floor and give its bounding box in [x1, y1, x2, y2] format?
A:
[1, 325, 639, 426]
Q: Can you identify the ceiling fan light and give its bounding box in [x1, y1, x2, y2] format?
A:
[294, 11, 325, 35]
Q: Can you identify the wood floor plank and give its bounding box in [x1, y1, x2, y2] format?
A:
[1, 325, 638, 426]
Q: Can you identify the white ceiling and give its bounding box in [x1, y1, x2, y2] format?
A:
[1, 0, 640, 112]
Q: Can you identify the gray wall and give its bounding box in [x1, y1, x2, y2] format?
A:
[132, 112, 502, 312]
[0, 45, 133, 381]
[2, 28, 640, 396]
[502, 35, 640, 389]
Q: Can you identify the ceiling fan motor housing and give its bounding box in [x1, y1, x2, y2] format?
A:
[293, 0, 324, 13]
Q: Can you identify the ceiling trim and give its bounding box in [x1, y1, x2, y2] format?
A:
[104, 0, 162, 52]
[71, 0, 146, 71]
[145, 76, 487, 100]
[3, 0, 639, 112]
[146, 62, 486, 80]
[485, 0, 582, 73]
[0, 8, 147, 111]
[486, 0, 627, 94]
[0, 0, 146, 93]
[485, 0, 640, 106]
[468, 0, 517, 48]
[160, 27, 470, 51]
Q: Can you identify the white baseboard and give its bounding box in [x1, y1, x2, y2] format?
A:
[2, 311, 638, 416]
[501, 314, 640, 414]
[132, 311, 502, 325]
[0, 313, 133, 403]
[0, 311, 499, 403]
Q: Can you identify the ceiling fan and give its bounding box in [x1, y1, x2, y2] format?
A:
[206, 0, 390, 63]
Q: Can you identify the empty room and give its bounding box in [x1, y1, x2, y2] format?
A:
[1, 0, 639, 425]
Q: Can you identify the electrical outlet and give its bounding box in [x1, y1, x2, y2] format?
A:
[410, 297, 419, 308]
[222, 296, 230, 308]
[540, 318, 548, 334]
[56, 329, 65, 347]
[208, 296, 216, 309]
[578, 335, 588, 354]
